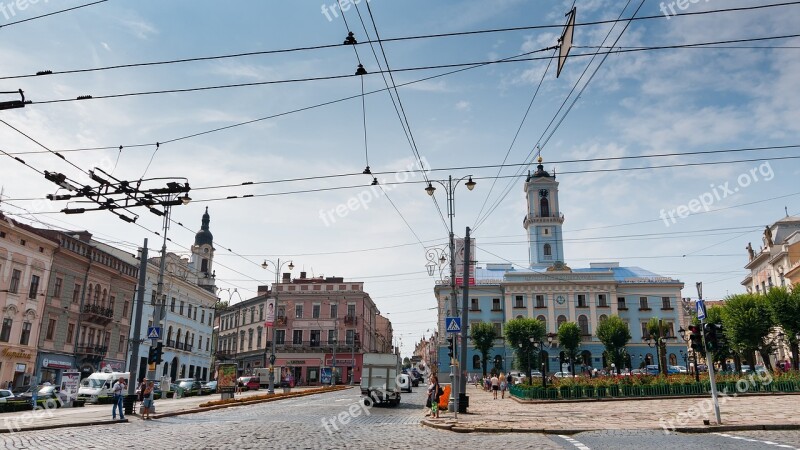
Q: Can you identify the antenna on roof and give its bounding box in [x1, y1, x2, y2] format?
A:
[787, 206, 790, 217]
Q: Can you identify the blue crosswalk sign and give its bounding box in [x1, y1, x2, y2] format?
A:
[696, 300, 707, 321]
[147, 326, 161, 340]
[446, 317, 461, 333]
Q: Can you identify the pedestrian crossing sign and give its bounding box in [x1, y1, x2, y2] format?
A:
[147, 326, 161, 340]
[446, 317, 461, 333]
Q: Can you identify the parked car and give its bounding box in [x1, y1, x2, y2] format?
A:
[237, 376, 260, 391]
[11, 385, 31, 397]
[0, 389, 15, 402]
[675, 366, 688, 374]
[18, 385, 68, 405]
[529, 371, 543, 379]
[553, 372, 574, 378]
[176, 379, 203, 395]
[201, 381, 217, 394]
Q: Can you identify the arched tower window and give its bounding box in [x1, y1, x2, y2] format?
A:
[201, 258, 209, 273]
[540, 197, 550, 217]
[578, 315, 589, 335]
[557, 315, 567, 329]
[544, 244, 552, 259]
[537, 315, 547, 332]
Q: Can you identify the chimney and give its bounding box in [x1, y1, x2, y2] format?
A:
[300, 271, 307, 279]
[282, 272, 291, 282]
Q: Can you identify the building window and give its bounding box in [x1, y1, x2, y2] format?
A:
[641, 322, 649, 339]
[328, 330, 337, 344]
[122, 300, 129, 318]
[330, 304, 338, 318]
[492, 322, 501, 336]
[537, 315, 547, 331]
[180, 301, 185, 316]
[540, 197, 550, 216]
[239, 331, 245, 351]
[514, 295, 524, 308]
[578, 315, 589, 335]
[346, 330, 355, 345]
[45, 319, 56, 340]
[276, 330, 286, 345]
[598, 294, 608, 307]
[257, 327, 263, 348]
[292, 330, 303, 345]
[20, 322, 31, 345]
[250, 307, 255, 323]
[310, 330, 321, 346]
[347, 304, 356, 317]
[28, 275, 40, 299]
[66, 323, 75, 344]
[557, 315, 567, 329]
[171, 298, 176, 312]
[109, 296, 115, 314]
[9, 269, 21, 294]
[492, 298, 501, 311]
[470, 298, 480, 311]
[295, 304, 303, 319]
[536, 295, 545, 308]
[639, 297, 649, 310]
[312, 304, 320, 319]
[543, 244, 552, 259]
[201, 310, 206, 323]
[248, 329, 253, 350]
[577, 294, 587, 308]
[473, 355, 481, 370]
[259, 305, 263, 321]
[54, 277, 63, 298]
[118, 335, 125, 353]
[206, 337, 210, 351]
[599, 314, 608, 323]
[73, 284, 81, 303]
[617, 297, 627, 309]
[661, 297, 671, 310]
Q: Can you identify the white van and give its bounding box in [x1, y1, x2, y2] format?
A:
[77, 371, 130, 403]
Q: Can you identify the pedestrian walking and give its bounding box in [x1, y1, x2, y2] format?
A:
[137, 377, 147, 402]
[111, 377, 126, 420]
[141, 381, 155, 420]
[426, 375, 441, 418]
[499, 372, 507, 399]
[235, 378, 243, 395]
[490, 374, 499, 399]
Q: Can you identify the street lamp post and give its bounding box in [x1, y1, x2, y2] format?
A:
[424, 175, 476, 412]
[261, 259, 294, 394]
[678, 326, 701, 382]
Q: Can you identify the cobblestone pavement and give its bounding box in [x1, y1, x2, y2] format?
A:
[3, 386, 800, 449]
[458, 384, 800, 431]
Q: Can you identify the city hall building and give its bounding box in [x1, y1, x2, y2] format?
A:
[435, 159, 687, 376]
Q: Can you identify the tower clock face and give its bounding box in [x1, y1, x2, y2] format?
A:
[556, 295, 566, 305]
[539, 189, 549, 198]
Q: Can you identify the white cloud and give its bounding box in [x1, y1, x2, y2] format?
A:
[455, 100, 471, 111]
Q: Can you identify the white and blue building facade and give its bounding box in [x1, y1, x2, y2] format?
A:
[436, 159, 686, 375]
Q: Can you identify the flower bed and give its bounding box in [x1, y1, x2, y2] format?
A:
[510, 372, 800, 401]
[198, 385, 349, 408]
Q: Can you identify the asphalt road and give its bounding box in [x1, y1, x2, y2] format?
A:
[1, 386, 799, 449]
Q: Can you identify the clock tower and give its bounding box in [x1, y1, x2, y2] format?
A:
[524, 157, 565, 269]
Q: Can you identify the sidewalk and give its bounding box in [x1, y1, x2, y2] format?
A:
[422, 384, 800, 434]
[0, 387, 323, 433]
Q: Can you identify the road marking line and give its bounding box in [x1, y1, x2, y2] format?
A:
[713, 433, 800, 450]
[557, 435, 590, 450]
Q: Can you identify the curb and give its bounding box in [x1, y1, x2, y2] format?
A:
[419, 419, 800, 435]
[0, 418, 129, 434]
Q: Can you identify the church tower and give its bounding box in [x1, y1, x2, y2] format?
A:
[191, 207, 216, 292]
[524, 157, 565, 269]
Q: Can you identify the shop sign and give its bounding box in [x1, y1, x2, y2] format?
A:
[43, 358, 72, 370]
[15, 364, 26, 372]
[325, 358, 354, 366]
[100, 361, 123, 372]
[286, 360, 307, 365]
[2, 348, 32, 360]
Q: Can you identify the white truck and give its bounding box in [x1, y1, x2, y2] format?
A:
[77, 371, 130, 403]
[360, 353, 401, 407]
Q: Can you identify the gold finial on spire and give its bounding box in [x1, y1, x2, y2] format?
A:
[537, 156, 543, 164]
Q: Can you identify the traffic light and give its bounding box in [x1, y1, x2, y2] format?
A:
[148, 342, 164, 365]
[446, 336, 455, 360]
[688, 325, 703, 352]
[704, 323, 720, 352]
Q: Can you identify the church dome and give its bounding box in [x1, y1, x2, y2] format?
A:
[194, 207, 213, 246]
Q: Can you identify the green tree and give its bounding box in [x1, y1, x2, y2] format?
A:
[766, 286, 800, 370]
[557, 322, 582, 374]
[646, 318, 672, 375]
[469, 322, 497, 377]
[596, 315, 631, 374]
[721, 293, 775, 371]
[402, 357, 411, 369]
[504, 318, 545, 377]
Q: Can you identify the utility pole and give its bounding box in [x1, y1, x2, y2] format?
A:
[128, 240, 148, 395]
[332, 317, 337, 386]
[147, 206, 172, 382]
[459, 227, 471, 404]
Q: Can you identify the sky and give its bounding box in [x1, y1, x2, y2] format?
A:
[1, 0, 799, 357]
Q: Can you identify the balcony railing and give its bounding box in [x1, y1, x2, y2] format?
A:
[344, 315, 357, 325]
[273, 341, 357, 353]
[81, 304, 114, 326]
[76, 345, 108, 359]
[164, 340, 193, 352]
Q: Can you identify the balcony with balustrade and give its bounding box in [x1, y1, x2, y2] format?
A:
[81, 304, 114, 326]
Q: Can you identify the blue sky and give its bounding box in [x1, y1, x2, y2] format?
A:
[1, 0, 799, 355]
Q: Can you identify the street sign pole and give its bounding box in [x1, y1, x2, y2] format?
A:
[697, 283, 721, 425]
